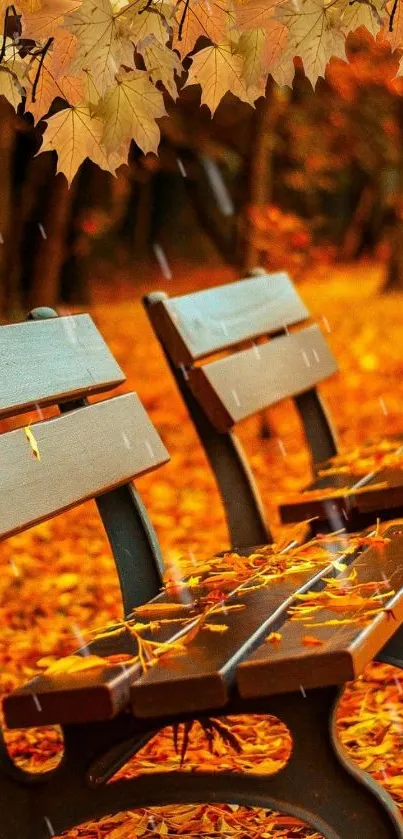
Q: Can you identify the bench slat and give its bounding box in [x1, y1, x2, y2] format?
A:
[0, 394, 169, 539]
[149, 273, 309, 365]
[0, 315, 125, 417]
[187, 325, 338, 432]
[3, 623, 163, 727]
[237, 524, 403, 698]
[279, 467, 403, 526]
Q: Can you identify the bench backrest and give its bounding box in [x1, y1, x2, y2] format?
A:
[0, 308, 169, 617]
[144, 270, 338, 551]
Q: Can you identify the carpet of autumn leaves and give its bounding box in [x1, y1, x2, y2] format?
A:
[1, 260, 403, 838]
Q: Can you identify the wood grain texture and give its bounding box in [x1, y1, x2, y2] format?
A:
[237, 524, 403, 698]
[147, 273, 309, 365]
[0, 314, 125, 417]
[0, 393, 169, 539]
[188, 325, 338, 432]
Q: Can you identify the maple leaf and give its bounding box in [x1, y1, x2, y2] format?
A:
[384, 0, 403, 50]
[339, 0, 383, 37]
[235, 0, 281, 32]
[185, 41, 255, 114]
[128, 0, 174, 47]
[172, 0, 229, 58]
[40, 104, 112, 183]
[19, 0, 43, 11]
[48, 26, 78, 76]
[0, 58, 25, 109]
[26, 34, 84, 122]
[22, 0, 82, 39]
[97, 68, 166, 156]
[236, 28, 266, 91]
[137, 34, 183, 98]
[64, 0, 135, 94]
[276, 0, 347, 86]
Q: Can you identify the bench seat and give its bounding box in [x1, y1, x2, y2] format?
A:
[279, 464, 403, 530]
[5, 523, 403, 727]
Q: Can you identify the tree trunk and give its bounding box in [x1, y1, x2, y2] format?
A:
[28, 173, 74, 310]
[383, 213, 403, 291]
[242, 84, 290, 273]
[0, 102, 16, 317]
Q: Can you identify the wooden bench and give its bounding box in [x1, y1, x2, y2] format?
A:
[1, 308, 403, 839]
[143, 269, 403, 543]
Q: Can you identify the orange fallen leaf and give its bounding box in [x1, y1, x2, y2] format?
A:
[134, 602, 193, 619]
[266, 632, 282, 643]
[302, 635, 325, 646]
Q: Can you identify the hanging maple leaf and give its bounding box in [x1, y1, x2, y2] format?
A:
[172, 0, 230, 58]
[137, 33, 183, 99]
[39, 104, 113, 183]
[64, 0, 135, 95]
[22, 0, 82, 39]
[185, 41, 256, 114]
[0, 0, 399, 178]
[128, 0, 174, 47]
[276, 0, 347, 86]
[97, 68, 167, 155]
[0, 56, 25, 108]
[26, 33, 84, 121]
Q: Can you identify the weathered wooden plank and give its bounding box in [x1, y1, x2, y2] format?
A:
[279, 467, 403, 527]
[187, 325, 338, 432]
[2, 624, 147, 727]
[129, 537, 364, 718]
[4, 538, 342, 726]
[0, 314, 125, 417]
[146, 273, 309, 365]
[237, 524, 403, 698]
[0, 393, 169, 540]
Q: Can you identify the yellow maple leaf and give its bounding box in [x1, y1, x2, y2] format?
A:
[185, 42, 255, 115]
[40, 104, 112, 183]
[98, 69, 166, 157]
[24, 425, 41, 460]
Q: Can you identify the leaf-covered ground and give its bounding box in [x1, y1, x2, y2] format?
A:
[1, 261, 403, 838]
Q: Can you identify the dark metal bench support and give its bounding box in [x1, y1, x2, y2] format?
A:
[27, 308, 164, 616]
[1, 687, 401, 839]
[143, 294, 271, 552]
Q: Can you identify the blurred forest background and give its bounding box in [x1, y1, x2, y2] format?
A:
[2, 28, 403, 315]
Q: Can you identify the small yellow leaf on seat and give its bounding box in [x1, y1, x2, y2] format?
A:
[41, 654, 107, 676]
[204, 623, 228, 633]
[266, 632, 282, 644]
[24, 425, 40, 460]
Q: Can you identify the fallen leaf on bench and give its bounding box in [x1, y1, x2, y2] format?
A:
[23, 425, 40, 460]
[303, 616, 374, 627]
[266, 631, 282, 643]
[203, 623, 228, 633]
[302, 635, 325, 646]
[133, 602, 194, 619]
[39, 654, 108, 675]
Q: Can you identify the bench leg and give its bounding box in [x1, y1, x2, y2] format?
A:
[0, 688, 402, 839]
[376, 623, 403, 669]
